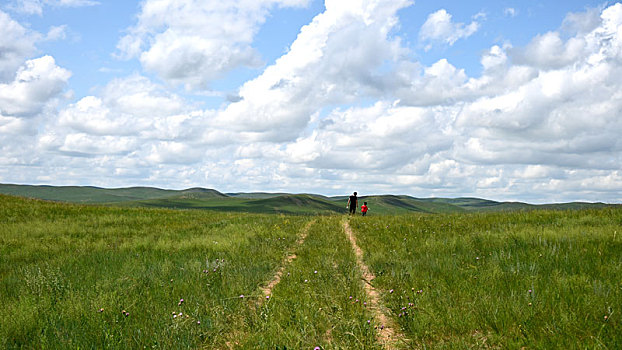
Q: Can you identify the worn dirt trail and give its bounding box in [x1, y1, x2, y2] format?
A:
[221, 220, 315, 349]
[259, 219, 315, 299]
[343, 220, 405, 349]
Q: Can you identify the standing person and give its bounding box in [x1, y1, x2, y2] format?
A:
[361, 202, 368, 216]
[346, 192, 358, 215]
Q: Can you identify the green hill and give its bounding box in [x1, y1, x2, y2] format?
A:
[355, 195, 465, 214]
[129, 194, 343, 215]
[0, 183, 616, 215]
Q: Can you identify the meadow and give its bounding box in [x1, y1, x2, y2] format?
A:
[350, 209, 622, 348]
[1, 194, 620, 349]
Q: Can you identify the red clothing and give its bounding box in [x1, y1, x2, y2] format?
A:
[361, 205, 368, 213]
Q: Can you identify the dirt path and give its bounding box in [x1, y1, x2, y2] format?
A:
[221, 220, 315, 349]
[259, 219, 315, 299]
[343, 219, 405, 349]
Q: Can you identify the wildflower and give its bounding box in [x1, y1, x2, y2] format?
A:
[98, 308, 104, 313]
[239, 295, 244, 299]
[389, 289, 394, 294]
[266, 295, 270, 300]
[528, 289, 533, 293]
[304, 279, 308, 283]
[604, 315, 609, 320]
[349, 296, 353, 300]
[173, 314, 177, 318]
[363, 302, 367, 306]
[197, 321, 201, 325]
[314, 347, 321, 350]
[314, 270, 318, 274]
[367, 320, 371, 324]
[476, 257, 480, 260]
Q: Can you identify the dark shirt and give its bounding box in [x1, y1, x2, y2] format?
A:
[349, 195, 357, 206]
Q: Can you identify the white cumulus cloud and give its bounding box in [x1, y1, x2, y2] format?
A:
[0, 56, 71, 118]
[116, 0, 311, 89]
[2, 1, 622, 203]
[0, 10, 39, 82]
[419, 9, 480, 49]
[214, 0, 412, 141]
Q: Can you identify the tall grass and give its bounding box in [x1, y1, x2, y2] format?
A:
[349, 208, 622, 348]
[234, 217, 379, 348]
[3, 194, 621, 349]
[0, 195, 309, 348]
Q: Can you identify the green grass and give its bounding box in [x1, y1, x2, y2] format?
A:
[131, 194, 345, 215]
[235, 217, 379, 348]
[2, 194, 621, 349]
[0, 195, 309, 348]
[349, 209, 622, 348]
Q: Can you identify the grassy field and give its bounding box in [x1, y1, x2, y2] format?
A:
[350, 209, 622, 348]
[1, 194, 621, 348]
[2, 183, 615, 215]
[0, 195, 310, 348]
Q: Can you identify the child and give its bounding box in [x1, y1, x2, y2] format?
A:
[361, 202, 368, 216]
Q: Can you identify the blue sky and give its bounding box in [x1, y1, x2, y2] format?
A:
[1, 0, 621, 203]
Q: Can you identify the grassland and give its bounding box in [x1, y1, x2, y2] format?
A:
[350, 209, 622, 348]
[1, 194, 620, 349]
[1, 183, 615, 215]
[0, 194, 310, 348]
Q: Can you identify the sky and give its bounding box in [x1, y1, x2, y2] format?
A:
[1, 0, 621, 203]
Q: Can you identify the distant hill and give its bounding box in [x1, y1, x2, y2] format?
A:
[0, 184, 226, 204]
[0, 183, 616, 215]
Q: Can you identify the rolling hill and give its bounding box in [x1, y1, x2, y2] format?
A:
[0, 183, 615, 214]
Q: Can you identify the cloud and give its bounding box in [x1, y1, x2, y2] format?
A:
[45, 25, 68, 41]
[504, 8, 518, 18]
[0, 56, 71, 118]
[452, 4, 622, 177]
[0, 10, 39, 82]
[261, 3, 622, 202]
[116, 0, 311, 89]
[214, 0, 413, 141]
[42, 74, 218, 168]
[511, 31, 587, 69]
[3, 1, 622, 203]
[7, 0, 99, 15]
[562, 5, 603, 34]
[419, 9, 480, 48]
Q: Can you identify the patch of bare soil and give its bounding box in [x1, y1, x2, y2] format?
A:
[343, 220, 406, 349]
[259, 220, 315, 298]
